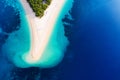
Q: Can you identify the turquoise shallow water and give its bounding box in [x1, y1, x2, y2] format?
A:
[2, 0, 31, 67]
[1, 0, 73, 68]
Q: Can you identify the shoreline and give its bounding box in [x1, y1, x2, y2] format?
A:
[20, 0, 66, 63]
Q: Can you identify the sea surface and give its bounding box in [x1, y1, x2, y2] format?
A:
[0, 0, 120, 80]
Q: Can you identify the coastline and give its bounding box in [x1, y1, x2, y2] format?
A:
[20, 0, 66, 63]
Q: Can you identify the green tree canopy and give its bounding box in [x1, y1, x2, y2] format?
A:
[27, 0, 51, 17]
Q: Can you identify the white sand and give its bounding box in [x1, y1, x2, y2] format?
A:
[20, 0, 65, 63]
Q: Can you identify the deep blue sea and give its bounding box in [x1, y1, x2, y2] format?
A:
[0, 0, 120, 80]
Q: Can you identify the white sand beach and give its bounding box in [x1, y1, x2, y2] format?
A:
[20, 0, 66, 63]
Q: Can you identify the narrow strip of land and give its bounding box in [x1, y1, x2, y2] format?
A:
[20, 0, 65, 63]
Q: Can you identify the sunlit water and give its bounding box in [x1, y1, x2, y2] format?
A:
[1, 0, 120, 80]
